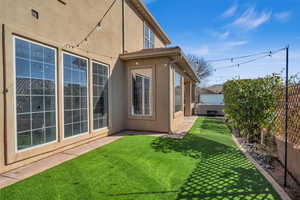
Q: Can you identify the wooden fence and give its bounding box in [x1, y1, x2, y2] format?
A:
[275, 83, 300, 146]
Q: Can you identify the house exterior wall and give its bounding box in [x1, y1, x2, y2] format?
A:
[0, 0, 167, 173]
[184, 79, 192, 116]
[124, 58, 170, 133]
[170, 64, 185, 132]
[124, 3, 165, 52]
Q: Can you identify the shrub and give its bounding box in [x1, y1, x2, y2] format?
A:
[223, 74, 282, 142]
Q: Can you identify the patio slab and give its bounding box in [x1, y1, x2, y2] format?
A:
[170, 116, 198, 138]
[0, 175, 17, 188]
[2, 153, 76, 180]
[64, 135, 123, 156]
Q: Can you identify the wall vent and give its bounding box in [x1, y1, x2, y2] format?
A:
[57, 0, 66, 5]
[31, 9, 39, 19]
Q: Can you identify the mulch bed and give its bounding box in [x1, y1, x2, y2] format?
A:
[236, 136, 300, 200]
[266, 159, 300, 200]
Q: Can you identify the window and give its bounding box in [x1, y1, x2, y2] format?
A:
[174, 71, 182, 112]
[132, 68, 152, 116]
[63, 53, 88, 138]
[92, 62, 109, 130]
[14, 37, 57, 150]
[144, 25, 155, 49]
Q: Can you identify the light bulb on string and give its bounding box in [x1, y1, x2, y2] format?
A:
[96, 23, 102, 31]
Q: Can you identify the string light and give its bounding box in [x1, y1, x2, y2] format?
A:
[65, 0, 117, 49]
[96, 23, 102, 31]
[206, 48, 284, 63]
[211, 47, 286, 72]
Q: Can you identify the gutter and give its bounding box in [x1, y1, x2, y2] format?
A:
[120, 47, 199, 82]
[120, 49, 179, 60]
[178, 51, 200, 83]
[2, 24, 8, 164]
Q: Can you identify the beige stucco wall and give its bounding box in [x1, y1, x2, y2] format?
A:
[170, 64, 186, 132]
[124, 1, 144, 52]
[124, 58, 170, 133]
[155, 35, 165, 48]
[184, 79, 193, 116]
[0, 0, 166, 172]
[124, 1, 165, 52]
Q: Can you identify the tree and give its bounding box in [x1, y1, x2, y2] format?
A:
[187, 54, 212, 80]
[223, 74, 282, 142]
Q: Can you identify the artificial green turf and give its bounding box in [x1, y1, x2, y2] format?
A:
[0, 117, 281, 200]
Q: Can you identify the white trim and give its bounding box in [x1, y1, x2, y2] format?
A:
[91, 60, 109, 131]
[144, 25, 155, 49]
[13, 36, 59, 153]
[93, 127, 108, 133]
[62, 51, 89, 140]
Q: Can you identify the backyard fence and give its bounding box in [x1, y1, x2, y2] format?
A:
[274, 83, 300, 146]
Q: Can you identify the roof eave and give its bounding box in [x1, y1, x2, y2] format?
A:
[120, 49, 179, 60]
[120, 47, 200, 83]
[129, 0, 171, 45]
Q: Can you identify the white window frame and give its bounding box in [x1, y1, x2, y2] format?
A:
[13, 36, 58, 152]
[132, 74, 152, 116]
[144, 25, 155, 49]
[62, 51, 89, 140]
[92, 61, 109, 132]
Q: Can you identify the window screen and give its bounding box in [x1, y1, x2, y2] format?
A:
[63, 53, 88, 138]
[132, 68, 152, 116]
[14, 37, 57, 150]
[93, 62, 109, 130]
[174, 71, 182, 112]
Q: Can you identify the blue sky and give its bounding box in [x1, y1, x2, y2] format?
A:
[143, 0, 299, 86]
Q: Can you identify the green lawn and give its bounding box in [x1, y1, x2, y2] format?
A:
[0, 118, 281, 200]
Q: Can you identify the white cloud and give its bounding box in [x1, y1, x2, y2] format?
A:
[224, 40, 248, 47]
[142, 0, 157, 4]
[187, 46, 210, 56]
[274, 11, 292, 23]
[222, 4, 238, 18]
[211, 31, 230, 40]
[232, 7, 272, 30]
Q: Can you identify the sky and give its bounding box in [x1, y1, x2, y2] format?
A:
[142, 0, 300, 86]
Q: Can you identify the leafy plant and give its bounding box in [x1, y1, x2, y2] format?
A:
[223, 74, 282, 142]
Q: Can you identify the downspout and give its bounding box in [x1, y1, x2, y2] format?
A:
[122, 0, 125, 53]
[2, 24, 7, 164]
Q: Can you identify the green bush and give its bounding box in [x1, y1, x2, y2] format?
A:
[223, 74, 282, 142]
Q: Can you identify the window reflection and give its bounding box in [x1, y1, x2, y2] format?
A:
[14, 37, 57, 150]
[63, 53, 88, 138]
[93, 62, 109, 130]
[174, 71, 182, 112]
[131, 68, 152, 116]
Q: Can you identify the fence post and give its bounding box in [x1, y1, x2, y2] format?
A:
[284, 46, 289, 187]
